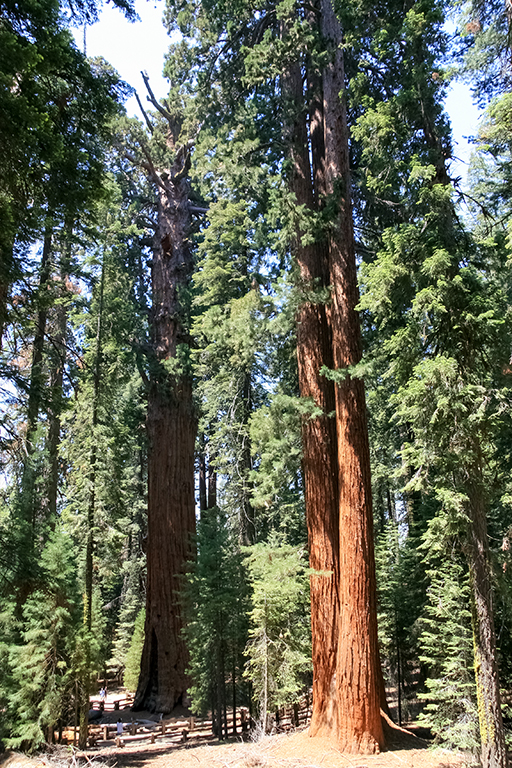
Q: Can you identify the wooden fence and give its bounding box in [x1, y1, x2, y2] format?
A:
[90, 694, 134, 713]
[86, 694, 312, 749]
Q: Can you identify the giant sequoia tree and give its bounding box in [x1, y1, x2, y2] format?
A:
[163, 0, 385, 749]
[350, 0, 511, 761]
[279, 0, 384, 748]
[124, 85, 198, 714]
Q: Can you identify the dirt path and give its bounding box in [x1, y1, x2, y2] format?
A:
[1, 727, 463, 768]
[1, 720, 467, 768]
[98, 731, 463, 768]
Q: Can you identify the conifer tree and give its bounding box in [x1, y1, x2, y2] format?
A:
[244, 537, 311, 732]
[117, 79, 199, 714]
[123, 608, 146, 692]
[6, 529, 79, 753]
[163, 0, 387, 745]
[418, 549, 479, 750]
[184, 509, 249, 738]
[358, 45, 511, 768]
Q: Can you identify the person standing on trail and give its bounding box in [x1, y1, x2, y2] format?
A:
[117, 719, 123, 735]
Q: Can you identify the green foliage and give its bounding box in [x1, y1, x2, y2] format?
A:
[123, 608, 145, 693]
[249, 394, 305, 545]
[243, 537, 311, 729]
[6, 529, 79, 753]
[418, 552, 479, 750]
[183, 510, 249, 732]
[375, 519, 426, 722]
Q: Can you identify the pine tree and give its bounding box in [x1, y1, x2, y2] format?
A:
[243, 536, 311, 732]
[183, 509, 249, 738]
[418, 549, 479, 751]
[7, 529, 79, 753]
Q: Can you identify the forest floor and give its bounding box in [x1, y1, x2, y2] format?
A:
[1, 721, 469, 768]
[93, 726, 467, 768]
[0, 689, 471, 768]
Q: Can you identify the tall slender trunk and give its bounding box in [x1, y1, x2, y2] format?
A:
[208, 454, 217, 509]
[79, 256, 105, 749]
[21, 225, 53, 531]
[283, 57, 340, 736]
[466, 463, 508, 768]
[241, 372, 255, 545]
[319, 0, 384, 750]
[133, 149, 197, 714]
[0, 234, 15, 349]
[47, 241, 71, 524]
[199, 437, 208, 514]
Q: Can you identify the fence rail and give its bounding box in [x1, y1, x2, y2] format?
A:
[90, 694, 134, 712]
[86, 694, 312, 749]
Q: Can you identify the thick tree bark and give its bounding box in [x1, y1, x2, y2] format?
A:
[284, 59, 340, 737]
[133, 146, 197, 714]
[285, 4, 385, 745]
[320, 0, 385, 750]
[466, 465, 508, 768]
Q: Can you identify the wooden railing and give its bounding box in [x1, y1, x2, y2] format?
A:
[87, 694, 312, 749]
[89, 693, 134, 712]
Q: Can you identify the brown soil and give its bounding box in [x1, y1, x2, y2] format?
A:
[1, 721, 468, 768]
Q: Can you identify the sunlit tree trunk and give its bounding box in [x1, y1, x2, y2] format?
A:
[319, 0, 385, 750]
[283, 55, 340, 736]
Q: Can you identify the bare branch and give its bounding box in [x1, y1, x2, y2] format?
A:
[139, 143, 168, 190]
[123, 148, 151, 174]
[141, 70, 174, 124]
[135, 90, 155, 134]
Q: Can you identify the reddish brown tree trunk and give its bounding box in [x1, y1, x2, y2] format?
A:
[285, 0, 385, 749]
[133, 144, 197, 714]
[320, 0, 384, 751]
[283, 58, 340, 737]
